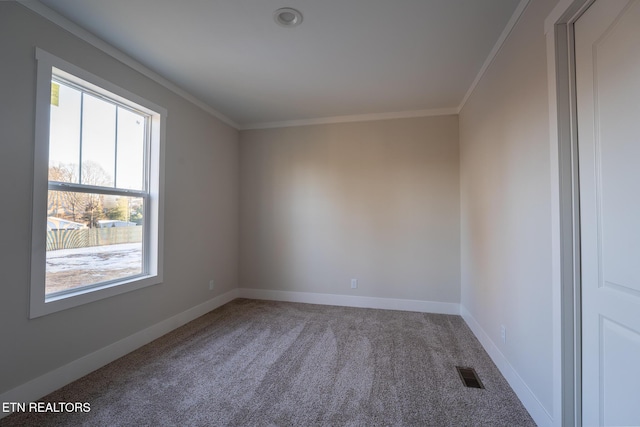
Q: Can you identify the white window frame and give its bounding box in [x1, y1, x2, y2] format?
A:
[30, 48, 166, 318]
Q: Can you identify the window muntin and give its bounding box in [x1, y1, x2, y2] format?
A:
[31, 48, 166, 318]
[49, 74, 147, 191]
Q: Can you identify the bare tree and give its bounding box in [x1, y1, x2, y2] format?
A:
[48, 161, 112, 226]
[80, 161, 111, 187]
[48, 164, 84, 222]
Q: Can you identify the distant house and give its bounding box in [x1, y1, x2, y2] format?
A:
[46, 217, 87, 231]
[97, 220, 138, 228]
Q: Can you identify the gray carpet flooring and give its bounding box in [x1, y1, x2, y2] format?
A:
[1, 299, 536, 426]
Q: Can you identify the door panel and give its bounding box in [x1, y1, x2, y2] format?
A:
[575, 0, 640, 425]
[596, 1, 640, 296]
[600, 317, 640, 427]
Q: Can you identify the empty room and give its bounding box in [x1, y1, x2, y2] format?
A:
[1, 0, 638, 426]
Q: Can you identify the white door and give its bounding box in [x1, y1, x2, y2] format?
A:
[575, 1, 640, 425]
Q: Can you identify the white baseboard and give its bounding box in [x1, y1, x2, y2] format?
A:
[238, 288, 460, 315]
[0, 289, 238, 419]
[460, 305, 554, 427]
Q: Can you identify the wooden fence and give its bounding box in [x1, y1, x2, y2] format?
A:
[47, 226, 143, 251]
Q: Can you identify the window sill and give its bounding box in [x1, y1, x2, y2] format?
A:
[31, 273, 163, 319]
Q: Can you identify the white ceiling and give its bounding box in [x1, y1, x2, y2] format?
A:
[34, 0, 521, 128]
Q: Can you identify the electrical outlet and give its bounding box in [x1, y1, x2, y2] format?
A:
[350, 278, 358, 289]
[500, 325, 506, 344]
[209, 280, 215, 291]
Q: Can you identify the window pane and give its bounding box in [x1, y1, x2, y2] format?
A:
[82, 94, 115, 187]
[116, 107, 146, 190]
[46, 190, 144, 295]
[49, 81, 81, 183]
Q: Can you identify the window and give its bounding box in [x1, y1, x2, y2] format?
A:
[31, 48, 166, 318]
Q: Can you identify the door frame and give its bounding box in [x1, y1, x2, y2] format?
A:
[545, 1, 595, 426]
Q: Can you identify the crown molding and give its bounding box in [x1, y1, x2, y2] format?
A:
[16, 0, 240, 129]
[457, 0, 531, 114]
[18, 0, 531, 131]
[239, 107, 459, 130]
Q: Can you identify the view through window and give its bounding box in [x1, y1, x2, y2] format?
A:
[46, 74, 149, 296]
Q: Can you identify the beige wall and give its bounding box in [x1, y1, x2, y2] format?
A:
[459, 0, 558, 416]
[0, 3, 239, 394]
[240, 116, 460, 302]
